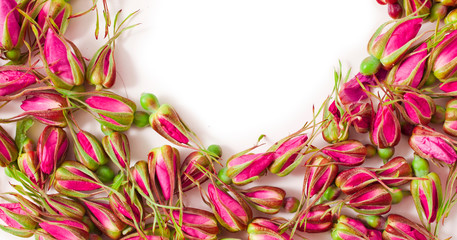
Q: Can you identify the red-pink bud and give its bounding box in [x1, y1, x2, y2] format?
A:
[268, 134, 308, 176]
[0, 0, 20, 51]
[109, 186, 143, 226]
[335, 167, 378, 195]
[54, 161, 103, 198]
[375, 156, 412, 186]
[87, 44, 116, 90]
[322, 140, 367, 166]
[20, 91, 67, 127]
[409, 125, 457, 165]
[131, 160, 152, 197]
[400, 92, 435, 125]
[387, 42, 428, 88]
[339, 73, 375, 105]
[37, 126, 68, 175]
[371, 103, 401, 148]
[303, 155, 338, 198]
[148, 145, 179, 203]
[0, 203, 37, 230]
[346, 184, 393, 215]
[226, 152, 275, 185]
[45, 195, 85, 220]
[37, 0, 71, 33]
[171, 207, 219, 240]
[74, 130, 108, 171]
[0, 125, 18, 167]
[103, 131, 130, 170]
[0, 70, 37, 96]
[17, 151, 41, 186]
[403, 0, 432, 16]
[247, 218, 291, 240]
[411, 172, 442, 224]
[239, 186, 285, 214]
[81, 198, 126, 240]
[349, 102, 372, 133]
[444, 98, 457, 136]
[149, 104, 192, 146]
[431, 30, 457, 80]
[382, 214, 431, 240]
[180, 151, 212, 192]
[297, 204, 333, 233]
[39, 219, 89, 240]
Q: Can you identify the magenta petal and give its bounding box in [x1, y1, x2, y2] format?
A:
[0, 0, 20, 48]
[394, 43, 427, 88]
[86, 96, 132, 113]
[384, 18, 422, 57]
[158, 117, 189, 144]
[0, 71, 37, 96]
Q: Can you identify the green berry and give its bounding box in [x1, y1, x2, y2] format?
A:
[217, 167, 232, 185]
[424, 72, 437, 86]
[140, 93, 160, 112]
[133, 111, 150, 128]
[283, 196, 300, 213]
[390, 187, 404, 204]
[207, 144, 222, 158]
[5, 48, 20, 61]
[378, 147, 395, 162]
[412, 154, 429, 177]
[360, 55, 381, 76]
[96, 165, 115, 183]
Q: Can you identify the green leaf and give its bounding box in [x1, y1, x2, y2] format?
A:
[15, 118, 34, 154]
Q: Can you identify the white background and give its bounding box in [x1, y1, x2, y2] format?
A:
[1, 0, 457, 239]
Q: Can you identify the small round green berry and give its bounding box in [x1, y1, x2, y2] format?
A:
[133, 111, 150, 128]
[96, 165, 115, 183]
[390, 187, 406, 204]
[283, 196, 300, 213]
[207, 144, 222, 158]
[412, 154, 429, 177]
[378, 147, 395, 162]
[360, 55, 381, 76]
[217, 167, 232, 185]
[140, 93, 160, 112]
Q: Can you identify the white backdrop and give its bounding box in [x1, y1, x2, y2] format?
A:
[1, 0, 456, 239]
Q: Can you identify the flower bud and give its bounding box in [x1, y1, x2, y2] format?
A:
[298, 204, 333, 233]
[54, 161, 103, 198]
[382, 214, 431, 240]
[357, 214, 386, 230]
[368, 18, 423, 67]
[409, 125, 457, 165]
[81, 198, 126, 240]
[37, 126, 68, 175]
[283, 197, 299, 213]
[133, 111, 150, 128]
[268, 134, 308, 176]
[303, 155, 338, 198]
[17, 151, 41, 186]
[402, 0, 432, 17]
[247, 218, 290, 240]
[131, 160, 152, 197]
[148, 145, 179, 203]
[349, 102, 372, 133]
[140, 92, 160, 112]
[109, 185, 143, 226]
[39, 219, 89, 240]
[20, 91, 67, 127]
[376, 156, 412, 186]
[0, 202, 37, 235]
[0, 70, 37, 96]
[430, 3, 448, 21]
[346, 184, 392, 215]
[0, 0, 20, 51]
[400, 92, 435, 125]
[206, 183, 252, 232]
[45, 195, 85, 220]
[339, 73, 375, 106]
[331, 215, 370, 240]
[44, 29, 85, 89]
[387, 43, 428, 88]
[102, 131, 130, 170]
[335, 167, 377, 195]
[239, 186, 285, 214]
[431, 30, 457, 80]
[84, 91, 136, 132]
[171, 207, 219, 240]
[226, 152, 275, 185]
[181, 151, 212, 192]
[371, 103, 401, 148]
[0, 125, 18, 167]
[445, 8, 457, 29]
[37, 0, 71, 33]
[74, 131, 108, 171]
[322, 101, 349, 144]
[444, 98, 457, 136]
[411, 172, 442, 224]
[87, 44, 116, 90]
[322, 140, 367, 166]
[149, 104, 192, 146]
[318, 184, 341, 204]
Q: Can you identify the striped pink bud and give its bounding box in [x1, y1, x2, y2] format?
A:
[87, 44, 116, 90]
[431, 30, 457, 80]
[54, 161, 103, 198]
[268, 134, 308, 176]
[109, 186, 143, 226]
[0, 125, 17, 167]
[20, 91, 67, 127]
[102, 131, 130, 169]
[382, 214, 431, 240]
[171, 207, 219, 240]
[322, 140, 367, 166]
[17, 151, 41, 186]
[371, 103, 401, 148]
[181, 151, 212, 192]
[376, 156, 412, 186]
[74, 130, 108, 171]
[45, 195, 85, 220]
[349, 102, 372, 134]
[346, 184, 393, 215]
[331, 215, 377, 240]
[247, 218, 291, 240]
[226, 152, 275, 185]
[239, 186, 285, 214]
[336, 167, 378, 195]
[37, 0, 71, 33]
[37, 126, 68, 175]
[409, 125, 457, 165]
[148, 145, 179, 203]
[400, 92, 435, 125]
[0, 0, 20, 51]
[81, 198, 125, 240]
[0, 202, 37, 237]
[411, 172, 442, 224]
[297, 204, 333, 233]
[149, 104, 192, 146]
[387, 42, 428, 88]
[303, 155, 338, 198]
[0, 70, 37, 96]
[444, 98, 457, 136]
[39, 219, 89, 240]
[131, 160, 152, 197]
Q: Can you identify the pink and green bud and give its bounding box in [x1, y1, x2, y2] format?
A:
[322, 140, 367, 166]
[149, 104, 192, 146]
[400, 92, 435, 125]
[0, 125, 17, 167]
[382, 214, 430, 240]
[37, 0, 71, 33]
[0, 70, 37, 96]
[0, 203, 37, 231]
[339, 73, 376, 105]
[171, 207, 219, 240]
[45, 195, 85, 220]
[148, 145, 179, 203]
[445, 8, 457, 30]
[102, 131, 130, 170]
[109, 186, 143, 226]
[131, 160, 152, 197]
[376, 156, 412, 186]
[411, 172, 442, 224]
[39, 219, 89, 240]
[409, 125, 457, 164]
[387, 43, 427, 88]
[331, 215, 369, 240]
[20, 91, 67, 127]
[226, 152, 275, 185]
[206, 183, 252, 232]
[44, 29, 85, 89]
[317, 184, 341, 204]
[17, 151, 40, 186]
[346, 184, 393, 215]
[81, 198, 126, 240]
[438, 78, 457, 93]
[282, 196, 299, 213]
[335, 167, 378, 195]
[86, 44, 116, 90]
[74, 131, 108, 171]
[247, 218, 291, 240]
[349, 102, 372, 134]
[444, 98, 457, 136]
[54, 161, 103, 198]
[298, 204, 333, 233]
[303, 155, 338, 198]
[240, 186, 285, 214]
[322, 101, 349, 144]
[0, 0, 20, 51]
[140, 93, 160, 113]
[436, 0, 457, 6]
[431, 30, 457, 80]
[402, 0, 432, 17]
[368, 18, 423, 68]
[84, 91, 136, 132]
[181, 151, 212, 192]
[268, 134, 308, 176]
[37, 126, 68, 175]
[371, 103, 401, 148]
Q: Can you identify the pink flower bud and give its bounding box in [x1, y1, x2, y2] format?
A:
[376, 156, 412, 186]
[87, 44, 116, 90]
[382, 214, 431, 240]
[0, 0, 20, 51]
[339, 73, 375, 105]
[349, 102, 372, 133]
[0, 70, 37, 96]
[322, 140, 367, 166]
[0, 203, 37, 230]
[0, 125, 18, 167]
[20, 91, 67, 127]
[181, 151, 212, 192]
[39, 219, 89, 240]
[268, 134, 308, 176]
[335, 167, 378, 195]
[331, 215, 381, 240]
[411, 172, 442, 224]
[400, 92, 435, 125]
[303, 155, 338, 198]
[17, 151, 41, 187]
[109, 185, 143, 226]
[81, 198, 126, 240]
[371, 103, 401, 148]
[84, 91, 136, 132]
[74, 130, 108, 171]
[322, 101, 349, 144]
[247, 218, 291, 240]
[239, 186, 285, 214]
[131, 160, 152, 197]
[37, 0, 71, 33]
[102, 131, 130, 169]
[387, 43, 428, 88]
[226, 152, 275, 185]
[403, 0, 432, 16]
[368, 18, 423, 67]
[44, 29, 85, 89]
[409, 125, 457, 165]
[346, 184, 393, 215]
[171, 207, 219, 240]
[439, 78, 457, 93]
[149, 104, 192, 146]
[45, 195, 86, 220]
[54, 161, 103, 198]
[431, 30, 457, 80]
[37, 126, 68, 175]
[148, 145, 179, 203]
[444, 98, 457, 136]
[206, 183, 252, 232]
[297, 204, 333, 233]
